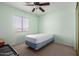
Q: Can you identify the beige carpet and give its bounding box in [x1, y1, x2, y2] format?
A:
[13, 42, 76, 56]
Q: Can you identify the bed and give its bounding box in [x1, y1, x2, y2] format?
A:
[25, 34, 55, 50]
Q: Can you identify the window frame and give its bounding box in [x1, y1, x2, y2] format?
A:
[13, 15, 29, 32]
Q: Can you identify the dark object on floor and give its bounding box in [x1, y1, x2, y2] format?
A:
[0, 44, 19, 56]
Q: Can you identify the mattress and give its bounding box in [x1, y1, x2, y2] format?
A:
[26, 38, 54, 50]
[25, 34, 54, 44]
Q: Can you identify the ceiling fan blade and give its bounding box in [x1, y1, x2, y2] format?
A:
[26, 4, 34, 6]
[26, 2, 34, 6]
[39, 7, 45, 12]
[39, 2, 50, 6]
[32, 8, 35, 12]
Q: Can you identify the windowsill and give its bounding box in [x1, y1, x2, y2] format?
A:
[14, 30, 29, 33]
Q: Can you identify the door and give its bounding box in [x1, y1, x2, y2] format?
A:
[76, 2, 79, 55]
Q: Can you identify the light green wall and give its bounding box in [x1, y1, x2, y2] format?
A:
[39, 3, 76, 48]
[0, 3, 39, 45]
[0, 3, 76, 49]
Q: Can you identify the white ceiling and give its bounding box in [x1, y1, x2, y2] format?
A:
[2, 2, 76, 15]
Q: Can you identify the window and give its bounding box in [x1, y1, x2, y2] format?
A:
[13, 16, 29, 32]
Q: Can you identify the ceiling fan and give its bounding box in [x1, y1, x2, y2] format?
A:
[26, 2, 50, 12]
